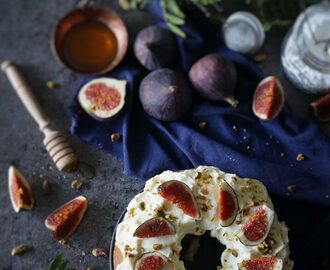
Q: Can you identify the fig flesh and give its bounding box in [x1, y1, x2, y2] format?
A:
[78, 78, 126, 120]
[134, 25, 178, 71]
[8, 166, 34, 212]
[310, 93, 330, 122]
[158, 180, 200, 218]
[135, 252, 167, 270]
[238, 205, 274, 246]
[139, 69, 192, 121]
[252, 76, 285, 120]
[45, 196, 88, 240]
[133, 217, 175, 238]
[189, 53, 238, 106]
[239, 257, 282, 270]
[219, 180, 238, 227]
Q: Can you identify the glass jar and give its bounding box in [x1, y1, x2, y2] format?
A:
[281, 0, 330, 94]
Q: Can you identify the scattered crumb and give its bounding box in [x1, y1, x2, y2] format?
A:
[153, 244, 162, 250]
[325, 194, 329, 199]
[111, 133, 121, 142]
[253, 53, 268, 62]
[46, 81, 59, 89]
[71, 179, 83, 190]
[296, 153, 305, 161]
[198, 121, 207, 130]
[280, 152, 285, 157]
[58, 239, 67, 245]
[92, 248, 109, 258]
[231, 249, 238, 257]
[87, 267, 94, 270]
[81, 251, 86, 256]
[11, 244, 30, 256]
[287, 184, 297, 193]
[42, 180, 52, 194]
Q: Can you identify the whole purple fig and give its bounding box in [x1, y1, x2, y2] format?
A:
[189, 53, 238, 106]
[134, 26, 178, 71]
[139, 69, 192, 121]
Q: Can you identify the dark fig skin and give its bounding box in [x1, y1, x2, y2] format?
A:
[189, 53, 238, 106]
[139, 69, 192, 121]
[134, 26, 178, 71]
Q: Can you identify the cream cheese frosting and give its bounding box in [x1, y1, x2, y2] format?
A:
[115, 166, 293, 270]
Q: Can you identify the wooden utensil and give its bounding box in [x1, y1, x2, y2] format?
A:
[1, 60, 78, 172]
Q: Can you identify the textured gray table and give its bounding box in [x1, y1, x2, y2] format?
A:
[0, 1, 329, 269]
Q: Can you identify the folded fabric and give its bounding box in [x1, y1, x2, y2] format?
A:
[70, 2, 330, 269]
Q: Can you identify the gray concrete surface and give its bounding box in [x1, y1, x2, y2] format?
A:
[0, 1, 329, 270]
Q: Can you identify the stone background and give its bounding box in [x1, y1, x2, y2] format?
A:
[0, 0, 328, 269]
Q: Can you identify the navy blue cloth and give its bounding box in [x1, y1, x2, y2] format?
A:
[70, 3, 330, 269]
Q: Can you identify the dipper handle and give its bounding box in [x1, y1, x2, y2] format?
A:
[1, 60, 78, 172]
[1, 60, 49, 131]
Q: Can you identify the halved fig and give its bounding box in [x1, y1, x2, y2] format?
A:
[45, 196, 88, 240]
[78, 78, 126, 120]
[310, 93, 330, 122]
[238, 257, 282, 270]
[219, 180, 238, 227]
[238, 205, 274, 246]
[135, 252, 167, 270]
[158, 180, 200, 218]
[134, 217, 175, 238]
[252, 76, 285, 121]
[8, 166, 34, 212]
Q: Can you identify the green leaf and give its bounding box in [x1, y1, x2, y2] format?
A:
[164, 13, 185, 25]
[166, 22, 186, 38]
[48, 254, 74, 270]
[49, 254, 64, 270]
[166, 0, 185, 19]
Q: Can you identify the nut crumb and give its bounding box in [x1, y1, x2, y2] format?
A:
[11, 244, 30, 256]
[92, 247, 109, 258]
[287, 184, 297, 193]
[253, 53, 268, 62]
[71, 179, 83, 190]
[296, 153, 305, 161]
[231, 249, 238, 257]
[87, 267, 94, 270]
[58, 239, 67, 245]
[42, 180, 52, 194]
[46, 81, 59, 89]
[198, 121, 207, 130]
[153, 244, 162, 250]
[111, 133, 121, 142]
[139, 202, 145, 211]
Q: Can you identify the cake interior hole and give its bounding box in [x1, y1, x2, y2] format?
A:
[180, 232, 225, 269]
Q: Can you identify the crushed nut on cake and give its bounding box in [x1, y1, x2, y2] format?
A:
[153, 244, 162, 250]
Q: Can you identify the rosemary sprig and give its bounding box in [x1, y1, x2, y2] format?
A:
[48, 254, 74, 270]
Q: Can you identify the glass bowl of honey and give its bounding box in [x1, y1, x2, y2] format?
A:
[52, 3, 128, 75]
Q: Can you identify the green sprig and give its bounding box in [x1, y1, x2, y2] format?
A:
[48, 254, 75, 270]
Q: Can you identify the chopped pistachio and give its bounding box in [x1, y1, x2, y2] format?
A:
[92, 247, 109, 258]
[71, 179, 83, 190]
[296, 153, 305, 161]
[11, 244, 30, 256]
[111, 133, 121, 142]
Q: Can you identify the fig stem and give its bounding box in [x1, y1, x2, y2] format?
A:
[225, 97, 238, 107]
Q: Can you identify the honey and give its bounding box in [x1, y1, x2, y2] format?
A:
[61, 20, 117, 73]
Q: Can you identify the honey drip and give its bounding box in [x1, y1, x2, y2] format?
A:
[62, 20, 117, 73]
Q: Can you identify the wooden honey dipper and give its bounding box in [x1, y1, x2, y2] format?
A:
[1, 60, 78, 172]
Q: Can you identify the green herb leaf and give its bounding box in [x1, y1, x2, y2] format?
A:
[48, 254, 74, 270]
[166, 0, 185, 19]
[166, 22, 186, 38]
[164, 13, 185, 25]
